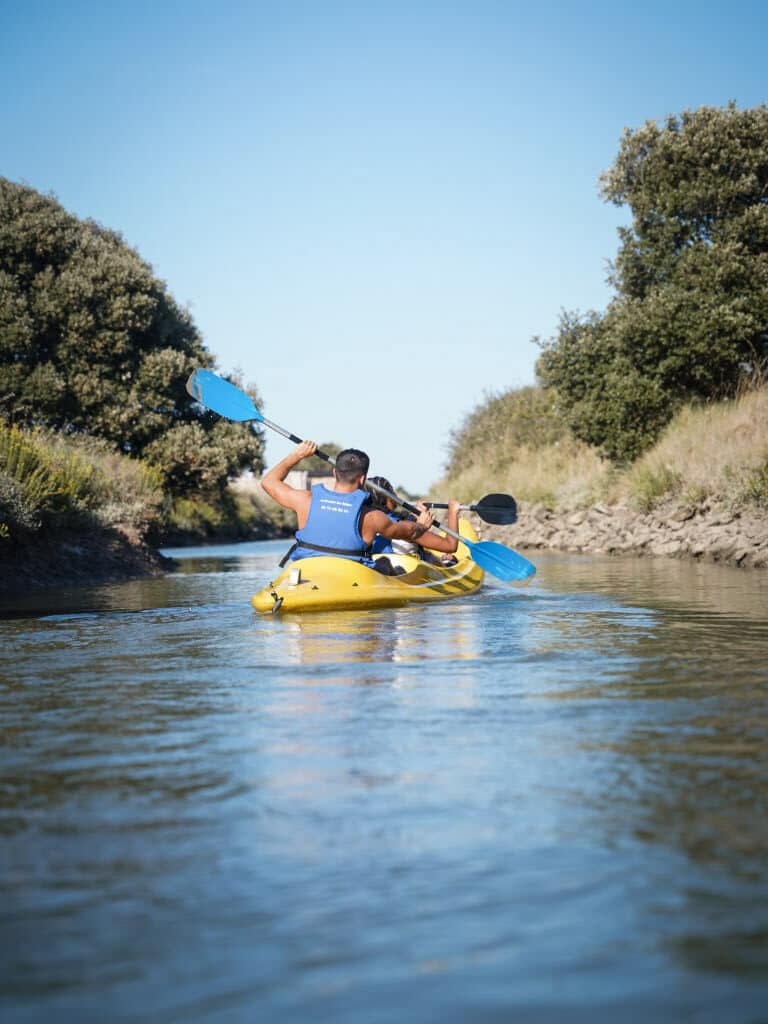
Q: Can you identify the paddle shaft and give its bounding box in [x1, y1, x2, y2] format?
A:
[426, 499, 514, 516]
[261, 417, 340, 465]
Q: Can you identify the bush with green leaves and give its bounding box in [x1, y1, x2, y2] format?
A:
[537, 103, 768, 462]
[0, 177, 264, 494]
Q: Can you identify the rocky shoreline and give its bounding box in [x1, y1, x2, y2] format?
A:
[476, 500, 768, 569]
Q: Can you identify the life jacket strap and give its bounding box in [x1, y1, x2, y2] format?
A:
[279, 539, 372, 568]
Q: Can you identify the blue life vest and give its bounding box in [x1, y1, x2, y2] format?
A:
[370, 512, 400, 554]
[288, 484, 372, 563]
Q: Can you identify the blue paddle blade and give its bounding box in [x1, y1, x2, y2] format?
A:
[186, 369, 263, 422]
[467, 539, 536, 581]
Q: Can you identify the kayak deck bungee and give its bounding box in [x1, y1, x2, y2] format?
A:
[252, 520, 484, 614]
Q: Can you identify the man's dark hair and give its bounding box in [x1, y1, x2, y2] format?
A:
[335, 448, 370, 483]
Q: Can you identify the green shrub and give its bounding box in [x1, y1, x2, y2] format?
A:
[627, 462, 682, 512]
[740, 461, 768, 508]
[0, 471, 43, 532]
[0, 421, 164, 539]
[536, 105, 768, 464]
[164, 495, 225, 537]
[0, 423, 93, 532]
[161, 486, 294, 543]
[0, 178, 265, 493]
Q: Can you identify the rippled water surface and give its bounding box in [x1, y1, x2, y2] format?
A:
[2, 541, 768, 1022]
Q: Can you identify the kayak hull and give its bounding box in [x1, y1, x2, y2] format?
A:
[252, 521, 484, 614]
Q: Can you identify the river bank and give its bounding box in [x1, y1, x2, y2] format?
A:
[0, 525, 174, 596]
[476, 499, 768, 569]
[3, 495, 766, 599]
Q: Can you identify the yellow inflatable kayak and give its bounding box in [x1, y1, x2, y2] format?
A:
[252, 520, 484, 614]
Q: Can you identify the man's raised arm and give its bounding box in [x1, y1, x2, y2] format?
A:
[261, 440, 317, 514]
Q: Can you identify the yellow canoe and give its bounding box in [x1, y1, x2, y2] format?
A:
[252, 520, 484, 614]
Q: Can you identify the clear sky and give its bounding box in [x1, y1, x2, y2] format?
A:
[3, 0, 767, 492]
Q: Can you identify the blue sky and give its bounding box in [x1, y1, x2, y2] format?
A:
[3, 1, 767, 492]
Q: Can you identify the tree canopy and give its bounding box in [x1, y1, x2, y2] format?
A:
[536, 103, 768, 462]
[0, 178, 264, 493]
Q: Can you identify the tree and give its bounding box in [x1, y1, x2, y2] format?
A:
[537, 104, 768, 462]
[0, 178, 264, 493]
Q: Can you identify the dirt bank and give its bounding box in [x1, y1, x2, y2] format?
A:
[0, 525, 174, 595]
[475, 500, 768, 569]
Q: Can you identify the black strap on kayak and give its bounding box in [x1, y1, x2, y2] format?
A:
[278, 539, 373, 568]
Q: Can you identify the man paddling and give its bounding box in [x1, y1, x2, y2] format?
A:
[261, 441, 459, 569]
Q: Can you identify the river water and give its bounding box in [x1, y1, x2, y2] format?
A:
[2, 541, 767, 1022]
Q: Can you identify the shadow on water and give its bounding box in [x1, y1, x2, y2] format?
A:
[2, 542, 768, 1019]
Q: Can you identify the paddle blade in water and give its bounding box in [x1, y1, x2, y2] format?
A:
[186, 369, 263, 422]
[468, 539, 536, 581]
[475, 493, 518, 525]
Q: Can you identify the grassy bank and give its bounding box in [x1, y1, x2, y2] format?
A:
[0, 424, 289, 591]
[0, 423, 169, 592]
[433, 386, 768, 515]
[0, 423, 164, 541]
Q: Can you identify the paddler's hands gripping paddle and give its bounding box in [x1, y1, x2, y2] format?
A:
[186, 369, 536, 582]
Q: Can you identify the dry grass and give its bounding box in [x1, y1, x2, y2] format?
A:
[621, 388, 768, 510]
[431, 387, 768, 514]
[432, 437, 613, 509]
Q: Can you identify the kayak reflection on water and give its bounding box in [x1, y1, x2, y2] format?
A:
[259, 604, 484, 674]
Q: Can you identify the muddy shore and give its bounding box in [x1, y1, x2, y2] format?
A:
[0, 525, 174, 596]
[475, 500, 768, 569]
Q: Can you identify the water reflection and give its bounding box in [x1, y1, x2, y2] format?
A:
[3, 542, 768, 1019]
[259, 603, 484, 672]
[521, 554, 768, 984]
[530, 549, 768, 621]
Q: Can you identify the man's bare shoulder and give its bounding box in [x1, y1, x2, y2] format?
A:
[359, 506, 390, 540]
[360, 506, 389, 528]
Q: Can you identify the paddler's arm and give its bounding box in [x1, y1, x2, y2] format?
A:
[261, 440, 315, 522]
[361, 504, 436, 545]
[362, 502, 460, 550]
[415, 499, 460, 554]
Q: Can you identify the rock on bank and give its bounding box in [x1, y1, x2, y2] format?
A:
[476, 501, 768, 569]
